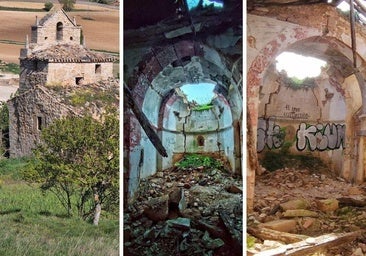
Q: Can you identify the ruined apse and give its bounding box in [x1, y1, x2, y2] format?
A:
[246, 3, 366, 210]
[8, 7, 117, 157]
[124, 1, 243, 201]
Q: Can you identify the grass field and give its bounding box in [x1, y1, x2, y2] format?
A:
[0, 1, 119, 64]
[0, 158, 119, 256]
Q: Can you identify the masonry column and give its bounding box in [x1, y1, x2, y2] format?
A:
[356, 115, 366, 183]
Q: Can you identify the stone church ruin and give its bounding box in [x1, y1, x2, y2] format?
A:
[123, 0, 243, 255]
[7, 7, 118, 157]
[247, 0, 366, 254]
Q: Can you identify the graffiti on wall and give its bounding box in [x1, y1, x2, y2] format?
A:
[257, 118, 284, 152]
[283, 104, 309, 120]
[257, 117, 346, 152]
[296, 123, 345, 151]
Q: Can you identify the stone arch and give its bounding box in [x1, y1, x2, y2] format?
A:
[56, 22, 63, 41]
[247, 15, 366, 210]
[125, 40, 242, 198]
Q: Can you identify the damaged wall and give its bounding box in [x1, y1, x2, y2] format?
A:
[125, 40, 242, 201]
[247, 3, 366, 211]
[257, 64, 347, 173]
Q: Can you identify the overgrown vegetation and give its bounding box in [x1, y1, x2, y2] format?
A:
[193, 102, 213, 111]
[59, 0, 75, 12]
[0, 157, 118, 255]
[260, 150, 328, 172]
[0, 61, 20, 74]
[44, 1, 53, 11]
[0, 103, 9, 157]
[24, 110, 119, 224]
[67, 87, 117, 107]
[175, 154, 223, 171]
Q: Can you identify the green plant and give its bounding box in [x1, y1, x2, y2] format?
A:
[0, 62, 20, 74]
[175, 154, 223, 170]
[193, 103, 213, 111]
[44, 1, 53, 11]
[59, 0, 75, 11]
[25, 109, 119, 224]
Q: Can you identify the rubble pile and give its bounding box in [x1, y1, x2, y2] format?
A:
[124, 165, 243, 256]
[248, 167, 366, 255]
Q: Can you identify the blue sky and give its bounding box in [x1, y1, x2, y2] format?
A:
[186, 0, 223, 10]
[180, 83, 216, 105]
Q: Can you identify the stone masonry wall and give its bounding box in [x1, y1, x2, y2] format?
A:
[47, 62, 114, 86]
[8, 87, 74, 157]
[31, 10, 81, 46]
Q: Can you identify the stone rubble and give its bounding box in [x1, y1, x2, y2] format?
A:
[248, 167, 366, 255]
[124, 165, 243, 256]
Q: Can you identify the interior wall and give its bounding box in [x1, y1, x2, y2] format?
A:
[257, 65, 346, 173]
[125, 41, 242, 201]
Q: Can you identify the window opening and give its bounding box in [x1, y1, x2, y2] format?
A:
[276, 52, 327, 80]
[75, 77, 84, 85]
[37, 116, 43, 131]
[70, 36, 73, 41]
[186, 0, 223, 10]
[180, 83, 215, 105]
[197, 135, 205, 146]
[56, 22, 63, 41]
[95, 64, 101, 74]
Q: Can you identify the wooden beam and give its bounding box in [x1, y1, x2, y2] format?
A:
[124, 83, 168, 157]
[252, 230, 363, 256]
[248, 227, 309, 244]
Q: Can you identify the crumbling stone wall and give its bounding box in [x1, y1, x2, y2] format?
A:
[8, 87, 75, 157]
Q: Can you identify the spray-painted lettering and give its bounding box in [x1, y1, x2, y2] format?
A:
[296, 123, 345, 151]
[257, 118, 284, 152]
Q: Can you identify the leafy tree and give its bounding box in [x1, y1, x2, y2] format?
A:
[25, 109, 119, 224]
[44, 1, 54, 11]
[59, 0, 75, 11]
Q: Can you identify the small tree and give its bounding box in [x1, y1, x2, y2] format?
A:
[25, 109, 119, 224]
[44, 1, 54, 11]
[59, 0, 75, 12]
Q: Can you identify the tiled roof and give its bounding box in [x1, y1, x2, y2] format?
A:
[26, 44, 117, 63]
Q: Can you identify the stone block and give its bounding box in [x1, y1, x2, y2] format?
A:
[280, 199, 310, 211]
[144, 195, 169, 221]
[260, 219, 297, 233]
[316, 199, 339, 212]
[283, 209, 318, 217]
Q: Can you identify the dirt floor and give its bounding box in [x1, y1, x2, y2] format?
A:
[124, 164, 243, 256]
[248, 166, 366, 255]
[0, 1, 119, 64]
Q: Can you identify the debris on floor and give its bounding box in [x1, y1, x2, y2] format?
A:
[248, 167, 366, 255]
[124, 164, 243, 256]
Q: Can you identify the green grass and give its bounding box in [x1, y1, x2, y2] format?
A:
[0, 158, 119, 255]
[0, 62, 20, 74]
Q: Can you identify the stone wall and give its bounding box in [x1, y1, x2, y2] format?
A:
[47, 62, 114, 86]
[8, 87, 75, 157]
[31, 9, 81, 46]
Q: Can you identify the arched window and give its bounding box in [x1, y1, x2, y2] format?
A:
[56, 22, 63, 41]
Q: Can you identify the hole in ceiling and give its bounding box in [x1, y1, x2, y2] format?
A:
[186, 0, 224, 10]
[275, 52, 327, 80]
[179, 82, 216, 105]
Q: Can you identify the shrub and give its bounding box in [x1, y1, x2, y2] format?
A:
[44, 2, 53, 11]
